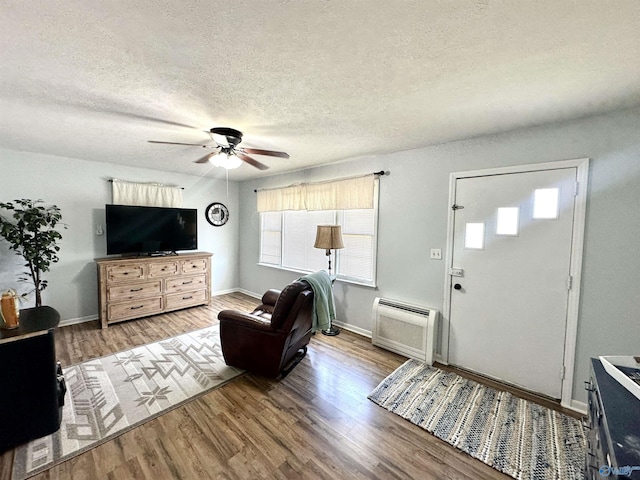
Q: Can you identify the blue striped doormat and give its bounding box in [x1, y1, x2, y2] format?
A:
[368, 359, 585, 480]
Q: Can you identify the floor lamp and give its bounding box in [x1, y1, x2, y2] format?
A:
[313, 225, 344, 336]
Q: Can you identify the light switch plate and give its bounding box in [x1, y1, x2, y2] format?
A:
[430, 248, 442, 260]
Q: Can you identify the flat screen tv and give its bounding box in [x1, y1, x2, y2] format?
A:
[106, 204, 198, 255]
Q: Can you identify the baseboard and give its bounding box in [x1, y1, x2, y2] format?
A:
[234, 288, 262, 299]
[59, 314, 99, 327]
[212, 288, 262, 299]
[211, 288, 240, 296]
[332, 320, 371, 338]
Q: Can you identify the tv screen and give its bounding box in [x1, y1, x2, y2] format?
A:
[106, 204, 198, 255]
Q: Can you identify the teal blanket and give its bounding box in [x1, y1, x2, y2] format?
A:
[300, 270, 335, 332]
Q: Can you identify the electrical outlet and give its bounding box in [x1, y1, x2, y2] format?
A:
[430, 248, 442, 260]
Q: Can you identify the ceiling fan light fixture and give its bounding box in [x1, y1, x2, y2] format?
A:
[210, 151, 242, 169]
[151, 126, 287, 170]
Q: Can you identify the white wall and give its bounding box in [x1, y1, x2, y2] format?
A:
[238, 106, 640, 403]
[0, 149, 240, 322]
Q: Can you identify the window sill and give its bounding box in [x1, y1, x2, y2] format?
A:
[257, 263, 377, 288]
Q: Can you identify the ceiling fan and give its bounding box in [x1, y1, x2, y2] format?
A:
[148, 127, 289, 170]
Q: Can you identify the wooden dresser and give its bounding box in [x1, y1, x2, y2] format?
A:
[96, 252, 212, 328]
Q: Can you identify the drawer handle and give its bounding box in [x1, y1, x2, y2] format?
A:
[130, 287, 143, 292]
[183, 296, 193, 300]
[123, 272, 129, 275]
[182, 281, 193, 285]
[192, 265, 198, 268]
[130, 305, 144, 310]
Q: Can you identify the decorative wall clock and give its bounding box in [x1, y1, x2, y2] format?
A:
[205, 202, 229, 226]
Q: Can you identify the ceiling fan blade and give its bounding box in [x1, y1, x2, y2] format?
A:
[193, 153, 214, 164]
[236, 152, 269, 170]
[241, 147, 290, 158]
[148, 140, 211, 147]
[193, 147, 222, 163]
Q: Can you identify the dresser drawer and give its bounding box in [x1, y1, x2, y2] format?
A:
[148, 261, 179, 277]
[108, 297, 163, 322]
[108, 281, 162, 301]
[165, 289, 207, 310]
[165, 274, 206, 294]
[181, 258, 207, 274]
[106, 264, 145, 283]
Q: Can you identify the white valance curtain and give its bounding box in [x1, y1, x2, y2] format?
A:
[257, 174, 375, 212]
[111, 179, 183, 207]
[257, 184, 306, 212]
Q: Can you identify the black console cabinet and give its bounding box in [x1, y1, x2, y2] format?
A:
[0, 307, 66, 452]
[585, 358, 640, 479]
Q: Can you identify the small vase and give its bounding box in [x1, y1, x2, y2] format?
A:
[0, 290, 20, 329]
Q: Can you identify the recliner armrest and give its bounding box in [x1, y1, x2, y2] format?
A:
[261, 289, 281, 307]
[218, 310, 273, 331]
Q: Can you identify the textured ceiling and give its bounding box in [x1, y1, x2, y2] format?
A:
[1, 1, 640, 181]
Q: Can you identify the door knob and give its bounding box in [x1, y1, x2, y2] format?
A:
[454, 283, 462, 290]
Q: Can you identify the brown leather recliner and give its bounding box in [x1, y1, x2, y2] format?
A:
[218, 280, 314, 378]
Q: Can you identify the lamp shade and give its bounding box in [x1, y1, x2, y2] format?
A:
[314, 225, 344, 250]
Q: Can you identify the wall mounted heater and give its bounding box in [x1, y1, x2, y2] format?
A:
[372, 297, 438, 365]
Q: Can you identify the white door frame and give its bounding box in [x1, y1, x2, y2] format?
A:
[440, 158, 589, 410]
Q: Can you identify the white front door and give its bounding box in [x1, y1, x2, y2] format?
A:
[448, 167, 578, 399]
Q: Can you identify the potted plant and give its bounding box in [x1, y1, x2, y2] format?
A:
[0, 199, 67, 307]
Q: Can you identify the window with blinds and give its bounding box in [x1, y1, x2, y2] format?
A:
[259, 207, 378, 286]
[259, 212, 282, 266]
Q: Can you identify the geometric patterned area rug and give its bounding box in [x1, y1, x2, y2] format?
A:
[368, 359, 585, 480]
[12, 325, 243, 480]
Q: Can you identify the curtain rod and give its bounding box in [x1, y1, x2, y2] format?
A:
[253, 170, 389, 193]
[108, 179, 184, 190]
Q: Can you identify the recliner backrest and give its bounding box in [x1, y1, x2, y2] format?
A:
[270, 280, 312, 331]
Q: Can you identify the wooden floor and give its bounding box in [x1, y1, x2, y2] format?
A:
[1, 292, 560, 480]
